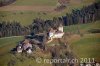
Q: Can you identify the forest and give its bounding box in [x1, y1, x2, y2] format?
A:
[0, 0, 16, 7]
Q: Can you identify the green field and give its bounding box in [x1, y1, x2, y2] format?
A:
[0, 11, 56, 26]
[65, 33, 100, 62]
[64, 21, 100, 33]
[0, 36, 52, 66]
[0, 0, 57, 6]
[0, 36, 23, 55]
[11, 0, 57, 6]
[0, 0, 95, 26]
[71, 34, 100, 61]
[64, 21, 100, 62]
[10, 0, 95, 6]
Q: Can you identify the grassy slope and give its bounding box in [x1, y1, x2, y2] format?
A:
[64, 21, 100, 33]
[0, 0, 95, 26]
[0, 36, 51, 66]
[64, 21, 100, 62]
[71, 34, 100, 61]
[0, 11, 55, 26]
[0, 36, 23, 55]
[0, 36, 23, 66]
[11, 0, 57, 6]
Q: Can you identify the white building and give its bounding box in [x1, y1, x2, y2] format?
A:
[48, 24, 64, 39]
[58, 24, 63, 32]
[53, 31, 64, 38]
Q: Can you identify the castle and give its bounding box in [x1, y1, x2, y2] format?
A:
[48, 24, 64, 40]
[16, 24, 64, 54]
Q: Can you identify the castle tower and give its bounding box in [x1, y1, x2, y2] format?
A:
[58, 24, 63, 32]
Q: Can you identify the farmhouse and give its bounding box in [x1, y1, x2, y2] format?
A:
[16, 35, 46, 54]
[17, 39, 33, 54]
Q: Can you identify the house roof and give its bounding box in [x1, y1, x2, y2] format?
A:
[49, 28, 56, 33]
[23, 39, 30, 44]
[55, 31, 64, 34]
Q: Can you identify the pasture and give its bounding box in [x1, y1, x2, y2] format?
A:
[65, 21, 100, 62]
[10, 0, 57, 6]
[64, 21, 100, 33]
[71, 33, 100, 62]
[0, 0, 95, 26]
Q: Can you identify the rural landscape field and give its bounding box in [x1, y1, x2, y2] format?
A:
[0, 0, 100, 66]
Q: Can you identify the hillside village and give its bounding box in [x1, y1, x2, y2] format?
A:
[15, 24, 64, 54]
[0, 0, 100, 66]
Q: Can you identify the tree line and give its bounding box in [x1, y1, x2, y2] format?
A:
[62, 2, 100, 26]
[0, 2, 100, 38]
[0, 21, 30, 37]
[0, 0, 16, 7]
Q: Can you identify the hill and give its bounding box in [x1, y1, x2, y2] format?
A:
[48, 21, 100, 61]
[0, 21, 100, 66]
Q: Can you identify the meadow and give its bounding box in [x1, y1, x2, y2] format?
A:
[65, 21, 100, 62]
[64, 21, 100, 33]
[71, 33, 100, 61]
[0, 0, 95, 26]
[10, 0, 57, 6]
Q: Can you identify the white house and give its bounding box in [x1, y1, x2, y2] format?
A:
[49, 28, 55, 39]
[48, 24, 64, 39]
[53, 31, 64, 38]
[58, 24, 63, 32]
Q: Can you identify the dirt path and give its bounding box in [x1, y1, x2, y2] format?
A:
[0, 5, 55, 12]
